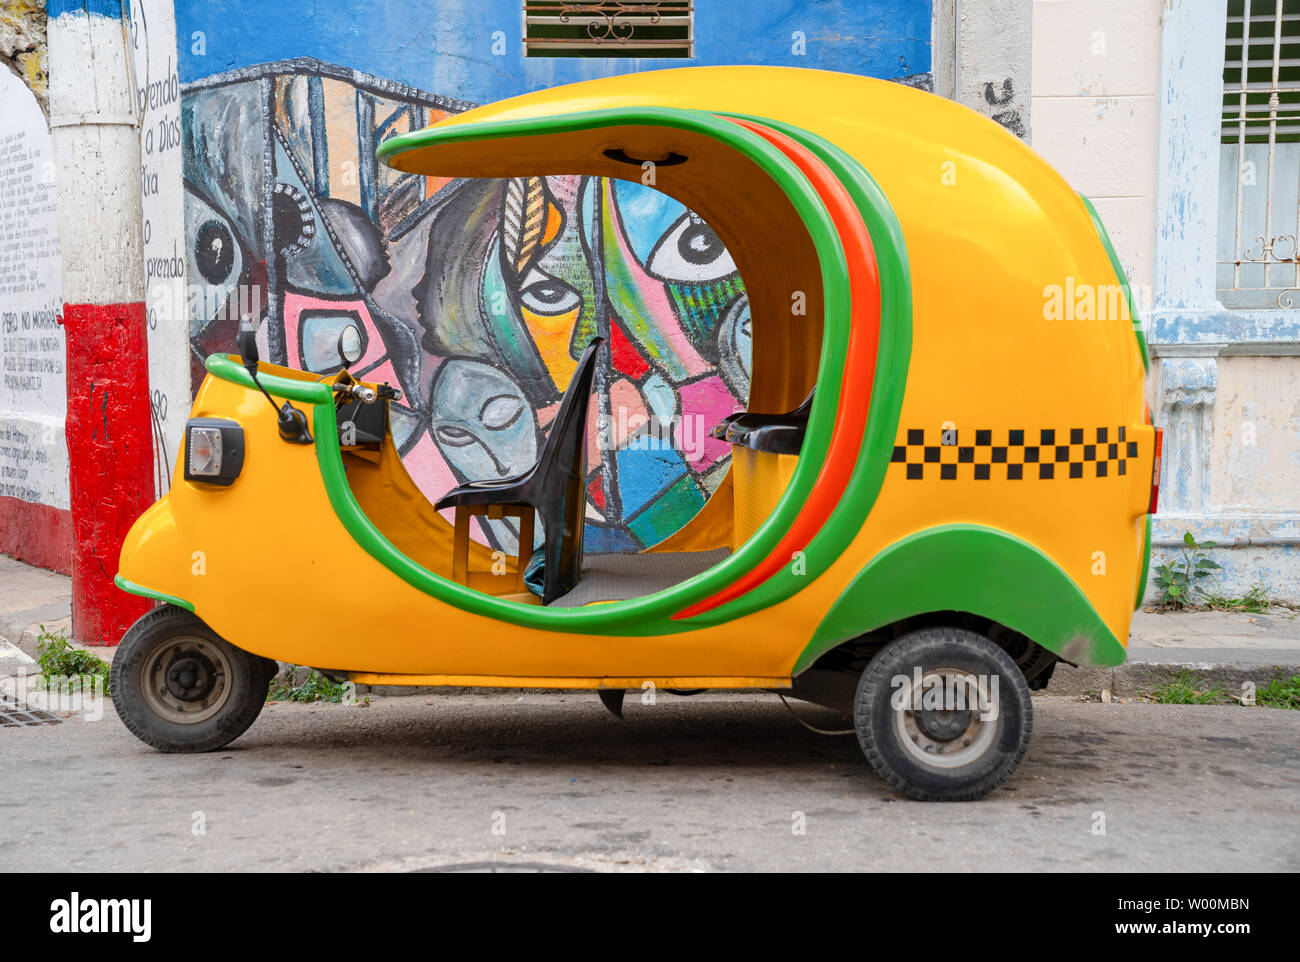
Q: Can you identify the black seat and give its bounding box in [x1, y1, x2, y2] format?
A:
[711, 388, 814, 455]
[435, 338, 604, 605]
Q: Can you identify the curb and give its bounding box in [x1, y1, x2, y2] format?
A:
[2, 615, 108, 669]
[1049, 657, 1300, 697]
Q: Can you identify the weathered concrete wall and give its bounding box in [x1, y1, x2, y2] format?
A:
[1211, 358, 1300, 514]
[1030, 0, 1161, 293]
[933, 0, 1032, 141]
[1027, 0, 1298, 606]
[0, 65, 69, 572]
[1146, 0, 1300, 605]
[0, 1, 63, 572]
[0, 0, 47, 115]
[49, 0, 154, 643]
[1150, 352, 1300, 604]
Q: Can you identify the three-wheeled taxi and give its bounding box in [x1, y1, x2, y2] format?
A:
[112, 66, 1159, 800]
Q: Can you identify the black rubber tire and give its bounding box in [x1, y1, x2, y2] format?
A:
[110, 605, 270, 753]
[854, 627, 1032, 802]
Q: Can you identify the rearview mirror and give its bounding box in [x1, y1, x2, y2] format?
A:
[337, 324, 363, 367]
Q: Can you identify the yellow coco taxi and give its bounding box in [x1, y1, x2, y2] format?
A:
[112, 66, 1160, 801]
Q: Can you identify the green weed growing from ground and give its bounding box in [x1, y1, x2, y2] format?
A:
[34, 625, 110, 695]
[267, 667, 355, 703]
[1147, 670, 1228, 705]
[1253, 674, 1300, 710]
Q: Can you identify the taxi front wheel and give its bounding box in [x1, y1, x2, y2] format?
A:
[111, 605, 271, 753]
[853, 627, 1033, 802]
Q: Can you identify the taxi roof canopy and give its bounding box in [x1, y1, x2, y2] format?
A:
[379, 66, 1142, 423]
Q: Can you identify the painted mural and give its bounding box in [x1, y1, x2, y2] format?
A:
[180, 59, 750, 555]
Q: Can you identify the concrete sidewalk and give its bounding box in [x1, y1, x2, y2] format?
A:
[1, 553, 1297, 694]
[1052, 607, 1300, 696]
[0, 554, 75, 682]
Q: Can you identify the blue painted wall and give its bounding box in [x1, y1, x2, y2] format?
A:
[176, 0, 932, 96]
[48, 0, 125, 18]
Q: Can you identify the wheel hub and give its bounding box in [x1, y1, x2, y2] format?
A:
[915, 706, 973, 742]
[164, 652, 217, 702]
[141, 635, 233, 725]
[893, 666, 999, 770]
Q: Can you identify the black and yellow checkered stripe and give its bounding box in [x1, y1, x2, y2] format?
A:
[890, 427, 1139, 480]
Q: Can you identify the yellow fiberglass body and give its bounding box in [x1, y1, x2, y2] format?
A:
[117, 65, 1155, 692]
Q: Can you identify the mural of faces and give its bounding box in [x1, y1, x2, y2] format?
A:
[181, 61, 751, 556]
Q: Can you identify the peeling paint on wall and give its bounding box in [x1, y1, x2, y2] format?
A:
[1147, 0, 1300, 605]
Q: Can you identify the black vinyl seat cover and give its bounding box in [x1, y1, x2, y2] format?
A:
[710, 388, 814, 455]
[435, 338, 604, 605]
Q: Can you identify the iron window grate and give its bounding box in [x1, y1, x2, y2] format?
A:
[523, 1, 694, 58]
[1222, 0, 1300, 143]
[1217, 0, 1300, 307]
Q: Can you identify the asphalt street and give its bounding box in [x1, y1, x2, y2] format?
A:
[2, 692, 1297, 872]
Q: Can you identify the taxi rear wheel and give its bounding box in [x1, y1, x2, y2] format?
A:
[111, 605, 270, 753]
[853, 627, 1032, 802]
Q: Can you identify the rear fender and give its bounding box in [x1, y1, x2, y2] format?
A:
[798, 524, 1127, 672]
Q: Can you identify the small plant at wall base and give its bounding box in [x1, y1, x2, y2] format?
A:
[1147, 669, 1229, 705]
[267, 667, 352, 703]
[34, 625, 111, 695]
[1153, 532, 1221, 609]
[1254, 674, 1300, 710]
[1144, 670, 1299, 709]
[1200, 584, 1271, 614]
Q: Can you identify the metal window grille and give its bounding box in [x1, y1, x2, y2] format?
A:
[1217, 0, 1300, 308]
[523, 2, 693, 58]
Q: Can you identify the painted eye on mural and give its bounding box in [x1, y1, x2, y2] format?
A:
[518, 267, 581, 316]
[434, 423, 478, 448]
[646, 213, 737, 283]
[195, 219, 236, 285]
[480, 394, 525, 432]
[184, 189, 246, 323]
[271, 182, 316, 258]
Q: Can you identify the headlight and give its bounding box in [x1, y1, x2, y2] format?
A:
[183, 419, 245, 486]
[189, 427, 222, 476]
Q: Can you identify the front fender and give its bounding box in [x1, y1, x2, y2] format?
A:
[116, 495, 196, 612]
[797, 524, 1127, 672]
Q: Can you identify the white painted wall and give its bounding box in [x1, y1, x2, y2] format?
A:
[1026, 0, 1300, 604]
[48, 6, 144, 306]
[934, 0, 1034, 141]
[128, 0, 189, 495]
[0, 69, 67, 511]
[1211, 357, 1300, 512]
[1030, 0, 1162, 294]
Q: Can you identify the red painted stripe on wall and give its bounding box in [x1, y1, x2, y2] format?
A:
[62, 301, 155, 646]
[0, 497, 72, 574]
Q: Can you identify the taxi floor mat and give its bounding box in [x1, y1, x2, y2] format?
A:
[549, 548, 733, 608]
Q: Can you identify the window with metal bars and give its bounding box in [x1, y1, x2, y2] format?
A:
[523, 1, 693, 58]
[1217, 0, 1300, 308]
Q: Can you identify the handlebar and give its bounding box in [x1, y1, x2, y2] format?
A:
[332, 381, 401, 404]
